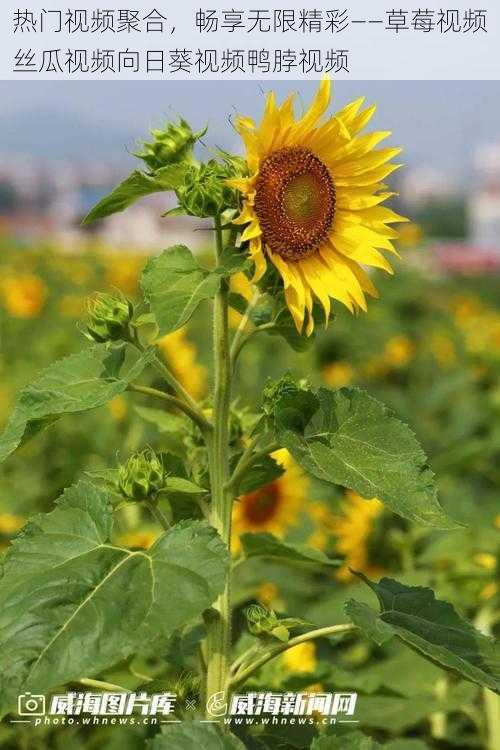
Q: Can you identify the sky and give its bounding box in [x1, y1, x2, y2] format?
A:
[0, 80, 499, 178]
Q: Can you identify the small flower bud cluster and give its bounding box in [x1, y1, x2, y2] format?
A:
[85, 292, 134, 344]
[118, 449, 166, 502]
[245, 604, 289, 641]
[134, 118, 204, 172]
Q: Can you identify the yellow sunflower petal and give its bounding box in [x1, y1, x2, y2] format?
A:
[249, 238, 267, 282]
[336, 189, 396, 211]
[335, 163, 402, 188]
[292, 78, 331, 137]
[240, 220, 262, 242]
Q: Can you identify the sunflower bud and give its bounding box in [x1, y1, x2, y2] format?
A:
[176, 159, 243, 218]
[118, 449, 166, 502]
[134, 118, 204, 172]
[245, 604, 279, 635]
[262, 373, 310, 417]
[85, 292, 134, 343]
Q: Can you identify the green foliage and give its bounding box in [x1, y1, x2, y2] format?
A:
[0, 481, 228, 717]
[148, 723, 246, 749]
[134, 118, 205, 172]
[271, 383, 454, 528]
[346, 574, 500, 693]
[141, 245, 248, 336]
[176, 159, 243, 218]
[240, 532, 341, 568]
[312, 732, 429, 749]
[83, 165, 188, 224]
[118, 447, 168, 501]
[236, 453, 284, 494]
[0, 344, 154, 463]
[85, 291, 134, 343]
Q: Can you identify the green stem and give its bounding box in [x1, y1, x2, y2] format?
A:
[130, 336, 211, 434]
[126, 383, 211, 434]
[145, 499, 170, 531]
[475, 607, 500, 750]
[230, 322, 277, 367]
[227, 441, 281, 493]
[230, 288, 260, 370]
[205, 214, 234, 718]
[78, 677, 131, 693]
[230, 623, 356, 688]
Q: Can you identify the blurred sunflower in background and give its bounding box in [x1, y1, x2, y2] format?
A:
[230, 78, 408, 335]
[331, 491, 386, 582]
[157, 326, 207, 400]
[232, 449, 307, 553]
[1, 274, 47, 319]
[0, 512, 25, 550]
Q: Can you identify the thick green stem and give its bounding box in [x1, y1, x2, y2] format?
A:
[205, 214, 233, 717]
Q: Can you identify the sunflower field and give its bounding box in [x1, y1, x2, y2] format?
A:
[0, 81, 499, 750]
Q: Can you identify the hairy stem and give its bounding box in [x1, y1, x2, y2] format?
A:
[205, 214, 233, 718]
[230, 623, 356, 688]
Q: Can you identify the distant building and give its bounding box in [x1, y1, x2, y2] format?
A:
[469, 143, 500, 250]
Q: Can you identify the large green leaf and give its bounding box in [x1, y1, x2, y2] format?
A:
[82, 165, 187, 224]
[0, 481, 228, 716]
[275, 386, 453, 528]
[346, 575, 500, 693]
[140, 246, 221, 336]
[149, 723, 245, 749]
[0, 345, 153, 463]
[240, 532, 340, 568]
[141, 246, 249, 336]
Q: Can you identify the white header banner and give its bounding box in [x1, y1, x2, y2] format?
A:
[1, 1, 499, 80]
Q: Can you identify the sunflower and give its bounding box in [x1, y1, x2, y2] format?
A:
[231, 449, 307, 553]
[230, 79, 408, 335]
[332, 491, 385, 582]
[2, 274, 47, 319]
[157, 326, 207, 400]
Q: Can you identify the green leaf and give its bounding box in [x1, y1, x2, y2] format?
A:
[163, 477, 205, 494]
[236, 453, 284, 495]
[240, 532, 341, 568]
[141, 246, 221, 336]
[0, 345, 153, 463]
[82, 165, 187, 224]
[228, 292, 249, 316]
[314, 731, 429, 750]
[346, 575, 500, 694]
[217, 245, 251, 276]
[267, 308, 316, 352]
[0, 481, 228, 716]
[276, 386, 454, 528]
[148, 723, 246, 750]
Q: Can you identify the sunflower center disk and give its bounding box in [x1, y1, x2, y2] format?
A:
[243, 482, 281, 525]
[254, 147, 336, 261]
